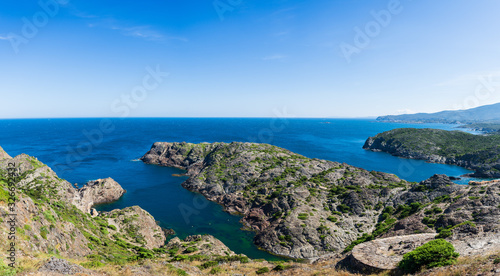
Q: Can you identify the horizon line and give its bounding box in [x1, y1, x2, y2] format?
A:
[0, 116, 379, 120]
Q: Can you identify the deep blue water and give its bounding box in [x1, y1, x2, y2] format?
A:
[0, 118, 476, 259]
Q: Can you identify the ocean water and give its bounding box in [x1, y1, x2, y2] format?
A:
[0, 118, 475, 259]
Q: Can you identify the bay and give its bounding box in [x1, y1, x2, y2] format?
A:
[0, 118, 475, 259]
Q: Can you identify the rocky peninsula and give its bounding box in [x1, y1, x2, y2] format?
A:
[141, 141, 500, 263]
[364, 128, 500, 178]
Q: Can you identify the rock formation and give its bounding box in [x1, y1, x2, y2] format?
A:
[73, 178, 126, 214]
[0, 147, 166, 264]
[142, 142, 500, 263]
[0, 146, 11, 160]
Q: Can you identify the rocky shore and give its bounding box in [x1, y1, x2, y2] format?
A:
[141, 141, 500, 262]
[363, 128, 500, 178]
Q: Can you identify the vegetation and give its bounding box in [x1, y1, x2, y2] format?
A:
[256, 267, 270, 274]
[398, 239, 459, 273]
[366, 128, 500, 177]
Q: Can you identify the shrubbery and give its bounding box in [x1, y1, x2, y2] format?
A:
[256, 267, 269, 274]
[398, 239, 459, 273]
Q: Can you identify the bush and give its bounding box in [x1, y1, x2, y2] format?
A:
[199, 260, 218, 269]
[436, 228, 452, 239]
[184, 246, 198, 253]
[398, 239, 459, 273]
[256, 267, 270, 274]
[297, 213, 309, 220]
[327, 215, 337, 222]
[273, 263, 288, 271]
[81, 260, 105, 268]
[209, 267, 223, 274]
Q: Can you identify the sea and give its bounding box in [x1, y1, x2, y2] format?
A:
[0, 118, 480, 260]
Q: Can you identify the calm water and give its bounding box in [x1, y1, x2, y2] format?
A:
[0, 118, 475, 259]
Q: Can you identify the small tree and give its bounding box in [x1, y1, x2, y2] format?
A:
[398, 239, 459, 274]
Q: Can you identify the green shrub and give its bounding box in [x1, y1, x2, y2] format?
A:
[256, 267, 270, 274]
[337, 204, 351, 213]
[298, 213, 309, 220]
[184, 246, 198, 253]
[175, 268, 188, 276]
[327, 216, 337, 222]
[209, 266, 223, 274]
[273, 263, 289, 271]
[436, 228, 452, 239]
[81, 260, 105, 268]
[398, 239, 459, 273]
[199, 261, 218, 269]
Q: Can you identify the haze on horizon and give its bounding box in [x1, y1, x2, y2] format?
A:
[1, 0, 500, 119]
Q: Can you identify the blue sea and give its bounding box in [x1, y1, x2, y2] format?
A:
[0, 118, 477, 260]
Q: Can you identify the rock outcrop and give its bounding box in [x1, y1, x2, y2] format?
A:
[351, 234, 437, 272]
[0, 147, 166, 266]
[37, 257, 91, 275]
[142, 142, 500, 262]
[165, 235, 240, 257]
[73, 178, 126, 214]
[102, 206, 166, 250]
[141, 142, 412, 260]
[0, 146, 11, 160]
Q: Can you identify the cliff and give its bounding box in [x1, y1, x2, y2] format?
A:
[0, 148, 166, 273]
[363, 128, 500, 178]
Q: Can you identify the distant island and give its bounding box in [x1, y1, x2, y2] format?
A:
[363, 128, 500, 178]
[376, 102, 500, 130]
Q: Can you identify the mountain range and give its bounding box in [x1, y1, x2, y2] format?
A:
[377, 102, 500, 124]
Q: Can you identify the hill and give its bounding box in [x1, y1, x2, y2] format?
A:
[377, 102, 500, 124]
[141, 142, 500, 263]
[363, 128, 500, 177]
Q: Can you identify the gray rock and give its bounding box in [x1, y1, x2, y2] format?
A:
[38, 257, 87, 275]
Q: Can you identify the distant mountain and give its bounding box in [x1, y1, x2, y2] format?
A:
[377, 102, 500, 124]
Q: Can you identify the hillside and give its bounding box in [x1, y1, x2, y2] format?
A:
[363, 128, 500, 178]
[377, 102, 500, 124]
[1, 142, 499, 275]
[141, 142, 500, 264]
[0, 147, 251, 275]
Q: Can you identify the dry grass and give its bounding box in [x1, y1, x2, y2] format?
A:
[8, 250, 500, 276]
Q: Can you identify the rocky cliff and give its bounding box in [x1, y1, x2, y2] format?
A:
[142, 142, 500, 263]
[73, 178, 126, 214]
[0, 148, 166, 273]
[0, 146, 11, 160]
[141, 142, 413, 260]
[363, 128, 500, 178]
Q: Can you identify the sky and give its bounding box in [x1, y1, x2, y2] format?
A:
[1, 0, 500, 118]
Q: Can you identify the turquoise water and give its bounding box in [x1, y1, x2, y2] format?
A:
[0, 118, 475, 259]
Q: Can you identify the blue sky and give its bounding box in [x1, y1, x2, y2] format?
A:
[1, 0, 500, 118]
